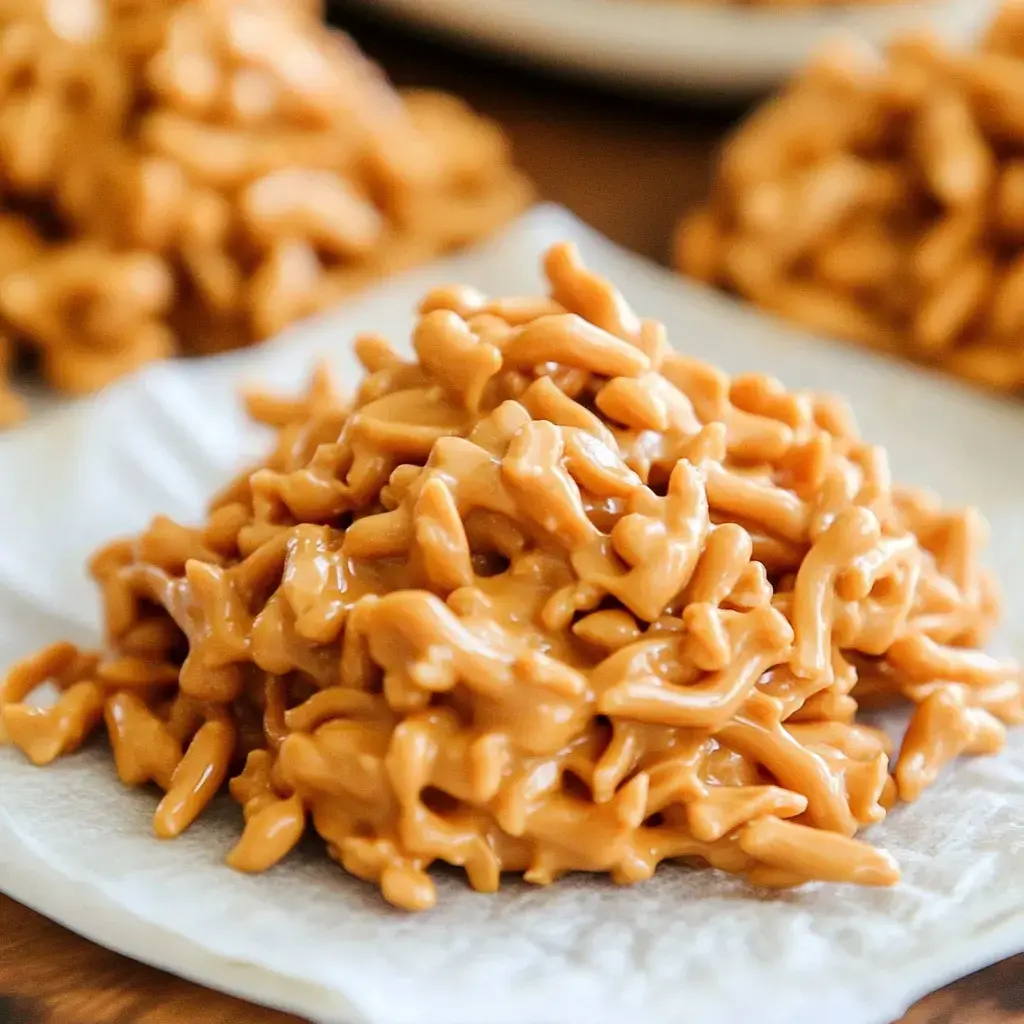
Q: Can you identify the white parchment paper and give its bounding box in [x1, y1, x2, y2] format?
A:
[1, 206, 1023, 1024]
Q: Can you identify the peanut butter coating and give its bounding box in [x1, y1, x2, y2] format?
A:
[0, 0, 530, 424]
[2, 242, 1020, 910]
[675, 14, 1024, 394]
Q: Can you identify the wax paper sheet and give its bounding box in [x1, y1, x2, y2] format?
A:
[1, 206, 1022, 1024]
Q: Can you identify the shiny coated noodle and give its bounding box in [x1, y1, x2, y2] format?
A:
[0, 0, 530, 427]
[675, 7, 1024, 394]
[3, 242, 1021, 910]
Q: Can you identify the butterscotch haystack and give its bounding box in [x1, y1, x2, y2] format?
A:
[2, 243, 1020, 910]
[0, 0, 530, 425]
[675, 6, 1024, 394]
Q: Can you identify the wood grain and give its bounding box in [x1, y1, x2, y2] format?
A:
[1, 10, 1021, 1024]
[338, 4, 733, 264]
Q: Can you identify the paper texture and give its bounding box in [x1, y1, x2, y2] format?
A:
[1, 206, 1022, 1024]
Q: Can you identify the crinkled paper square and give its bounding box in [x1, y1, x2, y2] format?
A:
[1, 206, 1022, 1024]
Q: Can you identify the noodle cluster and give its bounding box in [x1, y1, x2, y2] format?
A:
[676, 9, 1024, 394]
[2, 243, 1020, 910]
[0, 0, 530, 425]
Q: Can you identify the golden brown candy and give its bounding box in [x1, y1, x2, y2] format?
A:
[0, 0, 530, 417]
[3, 242, 1019, 910]
[675, 22, 1024, 394]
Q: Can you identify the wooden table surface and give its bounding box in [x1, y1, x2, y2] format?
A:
[2, 10, 1022, 1024]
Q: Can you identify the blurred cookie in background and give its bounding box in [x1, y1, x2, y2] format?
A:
[0, 0, 531, 425]
[675, 3, 1024, 394]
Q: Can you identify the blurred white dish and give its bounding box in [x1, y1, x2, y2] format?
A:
[339, 0, 995, 95]
[2, 205, 1024, 1024]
